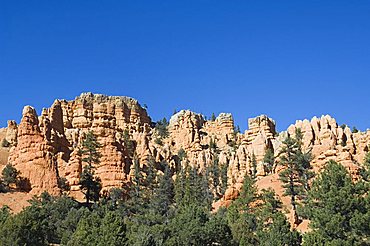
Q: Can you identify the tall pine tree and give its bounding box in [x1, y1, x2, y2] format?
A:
[78, 131, 102, 206]
[304, 160, 369, 245]
[277, 128, 314, 225]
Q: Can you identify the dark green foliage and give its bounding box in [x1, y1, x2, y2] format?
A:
[228, 176, 301, 245]
[0, 206, 10, 225]
[234, 125, 241, 134]
[78, 131, 102, 206]
[123, 129, 135, 158]
[57, 176, 70, 193]
[220, 162, 229, 196]
[177, 147, 187, 161]
[227, 175, 259, 244]
[1, 163, 19, 189]
[210, 112, 216, 121]
[0, 180, 5, 193]
[154, 137, 163, 145]
[209, 138, 217, 151]
[151, 165, 174, 217]
[155, 117, 169, 139]
[251, 153, 257, 179]
[278, 129, 313, 225]
[68, 211, 127, 246]
[176, 165, 213, 208]
[0, 158, 286, 246]
[0, 205, 49, 245]
[15, 130, 370, 246]
[352, 126, 359, 133]
[360, 150, 370, 181]
[78, 131, 102, 166]
[304, 160, 370, 245]
[167, 204, 234, 246]
[0, 193, 82, 246]
[79, 165, 102, 205]
[263, 148, 275, 174]
[257, 212, 301, 246]
[1, 138, 10, 147]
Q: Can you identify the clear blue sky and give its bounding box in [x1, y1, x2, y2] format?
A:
[1, 1, 370, 131]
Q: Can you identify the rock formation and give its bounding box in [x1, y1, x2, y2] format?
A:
[1, 93, 369, 205]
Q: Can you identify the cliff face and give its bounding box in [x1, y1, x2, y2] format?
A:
[6, 93, 152, 197]
[1, 93, 369, 203]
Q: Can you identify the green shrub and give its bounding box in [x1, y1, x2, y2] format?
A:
[1, 139, 10, 148]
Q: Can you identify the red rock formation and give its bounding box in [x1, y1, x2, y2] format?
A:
[8, 106, 60, 195]
[2, 93, 369, 206]
[7, 93, 152, 197]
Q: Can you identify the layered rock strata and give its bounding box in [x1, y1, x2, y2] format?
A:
[1, 93, 369, 203]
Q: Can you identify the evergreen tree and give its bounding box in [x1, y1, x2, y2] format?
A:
[256, 189, 302, 246]
[175, 164, 212, 209]
[227, 175, 259, 245]
[151, 164, 175, 218]
[304, 160, 369, 245]
[155, 118, 169, 139]
[210, 113, 216, 121]
[263, 149, 275, 175]
[78, 131, 102, 206]
[123, 129, 135, 158]
[360, 150, 370, 181]
[1, 163, 20, 189]
[68, 211, 127, 246]
[209, 141, 222, 198]
[278, 130, 313, 226]
[177, 148, 187, 161]
[220, 162, 229, 196]
[251, 153, 258, 180]
[79, 166, 102, 206]
[294, 128, 314, 194]
[228, 175, 302, 245]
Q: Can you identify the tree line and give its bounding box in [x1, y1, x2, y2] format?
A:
[0, 129, 369, 245]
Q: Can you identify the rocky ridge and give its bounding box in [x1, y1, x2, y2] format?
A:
[0, 93, 369, 205]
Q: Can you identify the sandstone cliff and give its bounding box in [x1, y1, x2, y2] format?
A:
[1, 93, 369, 206]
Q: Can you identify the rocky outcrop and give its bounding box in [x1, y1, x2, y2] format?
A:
[3, 93, 369, 204]
[7, 93, 152, 197]
[8, 106, 60, 195]
[286, 115, 366, 178]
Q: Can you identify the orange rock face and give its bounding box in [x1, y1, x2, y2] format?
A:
[7, 93, 152, 197]
[8, 106, 60, 195]
[3, 93, 370, 204]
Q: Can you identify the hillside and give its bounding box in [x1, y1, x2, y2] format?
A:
[0, 93, 368, 202]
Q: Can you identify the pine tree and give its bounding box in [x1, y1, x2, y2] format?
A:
[220, 162, 229, 196]
[303, 160, 367, 245]
[78, 131, 102, 206]
[294, 128, 314, 194]
[130, 155, 144, 208]
[227, 175, 259, 244]
[360, 150, 370, 181]
[151, 164, 174, 218]
[1, 164, 19, 189]
[209, 140, 221, 198]
[263, 149, 275, 175]
[155, 118, 169, 139]
[123, 129, 135, 159]
[251, 153, 258, 180]
[278, 135, 303, 225]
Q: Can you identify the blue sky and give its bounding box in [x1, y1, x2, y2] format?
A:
[1, 1, 369, 131]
